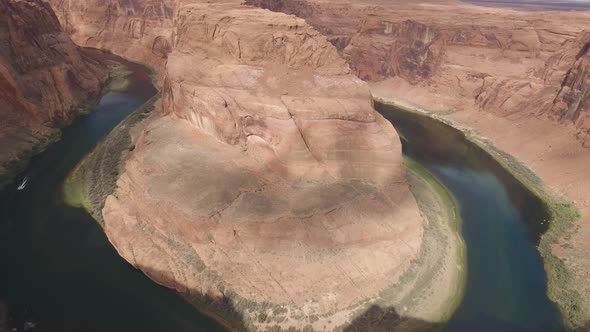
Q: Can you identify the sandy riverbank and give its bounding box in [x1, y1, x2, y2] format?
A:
[373, 93, 588, 329]
[396, 157, 466, 324]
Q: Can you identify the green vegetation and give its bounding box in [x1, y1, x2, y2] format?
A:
[403, 156, 466, 322]
[1, 57, 136, 192]
[63, 96, 157, 223]
[374, 97, 585, 329]
[63, 56, 160, 223]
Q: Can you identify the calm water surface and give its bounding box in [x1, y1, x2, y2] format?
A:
[377, 102, 564, 332]
[0, 55, 226, 332]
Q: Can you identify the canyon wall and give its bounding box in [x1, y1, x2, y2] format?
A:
[0, 0, 106, 188]
[247, 0, 590, 148]
[48, 0, 427, 330]
[49, 0, 176, 69]
[544, 32, 590, 144]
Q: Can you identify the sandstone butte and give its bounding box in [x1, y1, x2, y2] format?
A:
[247, 0, 590, 328]
[0, 0, 107, 188]
[47, 0, 426, 330]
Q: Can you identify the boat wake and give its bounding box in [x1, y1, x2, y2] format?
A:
[17, 176, 29, 190]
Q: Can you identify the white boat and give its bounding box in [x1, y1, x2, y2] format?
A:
[17, 176, 28, 190]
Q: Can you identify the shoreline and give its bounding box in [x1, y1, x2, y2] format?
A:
[63, 50, 160, 223]
[373, 96, 585, 329]
[401, 156, 467, 323]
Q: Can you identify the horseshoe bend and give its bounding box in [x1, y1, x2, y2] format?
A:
[25, 0, 429, 329]
[1, 0, 590, 331]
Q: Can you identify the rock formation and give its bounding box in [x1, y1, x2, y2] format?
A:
[0, 0, 106, 188]
[48, 0, 425, 330]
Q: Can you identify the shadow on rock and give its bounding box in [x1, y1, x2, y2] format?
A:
[343, 305, 440, 332]
[342, 305, 583, 332]
[139, 265, 248, 332]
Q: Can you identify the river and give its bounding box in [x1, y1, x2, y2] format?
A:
[377, 102, 564, 332]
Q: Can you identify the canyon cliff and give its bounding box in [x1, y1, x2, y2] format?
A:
[248, 0, 590, 148]
[0, 0, 107, 188]
[49, 0, 174, 69]
[246, 0, 590, 327]
[48, 0, 427, 330]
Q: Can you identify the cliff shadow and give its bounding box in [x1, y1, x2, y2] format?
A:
[342, 304, 590, 332]
[343, 305, 440, 332]
[141, 265, 441, 332]
[137, 265, 248, 332]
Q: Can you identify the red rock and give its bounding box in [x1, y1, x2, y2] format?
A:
[0, 0, 107, 187]
[48, 0, 426, 330]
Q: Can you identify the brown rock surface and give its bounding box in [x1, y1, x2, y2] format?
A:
[48, 0, 426, 330]
[0, 0, 106, 188]
[246, 0, 590, 325]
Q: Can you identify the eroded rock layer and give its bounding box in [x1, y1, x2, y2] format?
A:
[0, 0, 106, 188]
[48, 0, 425, 330]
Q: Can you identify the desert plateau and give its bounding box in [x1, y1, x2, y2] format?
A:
[0, 0, 589, 331]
